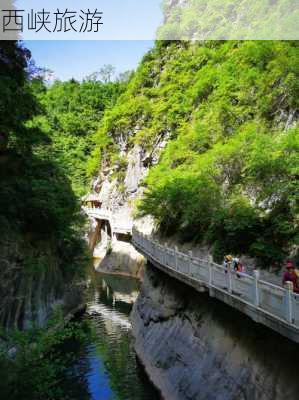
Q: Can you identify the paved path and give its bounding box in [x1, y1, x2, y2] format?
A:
[132, 229, 299, 344]
[83, 207, 132, 235]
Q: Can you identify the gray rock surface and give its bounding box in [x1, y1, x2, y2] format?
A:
[0, 232, 84, 330]
[124, 145, 145, 194]
[88, 139, 166, 276]
[131, 265, 299, 400]
[95, 240, 145, 279]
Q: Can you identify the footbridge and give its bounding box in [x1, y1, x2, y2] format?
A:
[83, 207, 133, 236]
[132, 229, 299, 344]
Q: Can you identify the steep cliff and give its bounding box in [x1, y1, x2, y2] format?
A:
[87, 141, 161, 277]
[0, 42, 89, 329]
[131, 265, 299, 400]
[0, 228, 85, 329]
[89, 40, 298, 270]
[83, 41, 299, 398]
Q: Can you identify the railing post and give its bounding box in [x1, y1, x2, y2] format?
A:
[253, 270, 260, 307]
[153, 240, 157, 259]
[285, 282, 293, 324]
[161, 245, 165, 265]
[174, 246, 178, 270]
[209, 262, 213, 286]
[157, 243, 161, 263]
[209, 262, 215, 297]
[164, 243, 168, 266]
[188, 251, 193, 275]
[228, 266, 232, 294]
[163, 244, 168, 267]
[139, 232, 142, 247]
[164, 245, 168, 266]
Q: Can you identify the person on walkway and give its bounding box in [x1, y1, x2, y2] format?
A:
[232, 257, 244, 278]
[282, 261, 299, 293]
[223, 255, 233, 274]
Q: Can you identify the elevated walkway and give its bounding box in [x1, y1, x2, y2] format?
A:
[132, 229, 299, 344]
[82, 207, 133, 235]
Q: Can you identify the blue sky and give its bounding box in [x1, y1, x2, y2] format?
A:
[25, 41, 154, 81]
[15, 0, 163, 40]
[18, 1, 162, 80]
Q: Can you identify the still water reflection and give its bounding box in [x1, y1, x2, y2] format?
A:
[67, 270, 160, 400]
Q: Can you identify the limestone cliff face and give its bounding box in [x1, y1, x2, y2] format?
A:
[131, 265, 299, 400]
[89, 139, 168, 277]
[87, 137, 285, 282]
[0, 231, 84, 330]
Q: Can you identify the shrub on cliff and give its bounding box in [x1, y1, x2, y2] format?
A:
[93, 40, 298, 267]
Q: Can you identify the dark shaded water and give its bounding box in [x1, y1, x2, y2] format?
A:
[66, 270, 160, 400]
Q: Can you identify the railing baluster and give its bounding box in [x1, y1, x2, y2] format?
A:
[254, 270, 260, 307]
[174, 246, 178, 270]
[188, 251, 192, 275]
[130, 230, 299, 337]
[164, 243, 168, 266]
[228, 266, 232, 294]
[209, 263, 212, 286]
[285, 282, 293, 324]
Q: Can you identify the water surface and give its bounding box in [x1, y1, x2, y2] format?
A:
[67, 270, 160, 400]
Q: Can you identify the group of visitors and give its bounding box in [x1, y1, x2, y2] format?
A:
[223, 255, 244, 277]
[223, 255, 299, 293]
[283, 260, 299, 293]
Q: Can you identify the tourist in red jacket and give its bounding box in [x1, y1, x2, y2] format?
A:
[283, 261, 299, 293]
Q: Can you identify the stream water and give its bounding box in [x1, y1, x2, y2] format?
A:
[65, 269, 160, 400]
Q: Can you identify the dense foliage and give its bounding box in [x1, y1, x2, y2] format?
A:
[0, 42, 127, 397]
[94, 41, 298, 266]
[0, 43, 126, 333]
[0, 43, 125, 303]
[0, 42, 88, 290]
[33, 77, 126, 196]
[158, 0, 298, 40]
[0, 42, 37, 153]
[0, 311, 91, 400]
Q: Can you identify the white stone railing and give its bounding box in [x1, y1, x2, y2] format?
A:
[132, 229, 299, 340]
[82, 207, 132, 234]
[82, 207, 112, 221]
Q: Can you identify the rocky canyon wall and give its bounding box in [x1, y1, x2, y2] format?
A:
[88, 138, 168, 278]
[131, 265, 299, 400]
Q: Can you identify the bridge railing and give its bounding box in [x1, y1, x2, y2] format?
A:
[82, 207, 133, 234]
[132, 229, 299, 329]
[82, 207, 112, 220]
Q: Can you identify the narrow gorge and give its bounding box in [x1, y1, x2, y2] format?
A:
[82, 39, 299, 399]
[1, 28, 298, 400]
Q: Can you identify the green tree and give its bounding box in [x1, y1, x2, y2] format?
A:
[94, 40, 298, 267]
